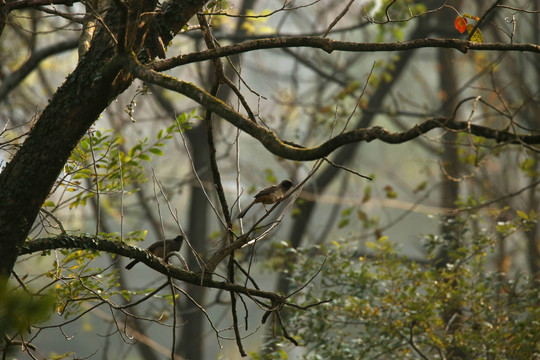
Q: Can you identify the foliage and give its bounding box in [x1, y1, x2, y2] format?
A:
[49, 232, 148, 317]
[280, 215, 540, 359]
[60, 123, 178, 209]
[0, 280, 55, 336]
[455, 16, 483, 43]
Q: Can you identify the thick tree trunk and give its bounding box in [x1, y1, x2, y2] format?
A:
[0, 36, 125, 277]
[0, 0, 206, 278]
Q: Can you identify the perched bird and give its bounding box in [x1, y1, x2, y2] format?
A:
[237, 179, 294, 218]
[125, 235, 184, 270]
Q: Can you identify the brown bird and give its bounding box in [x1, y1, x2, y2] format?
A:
[237, 179, 294, 219]
[125, 235, 184, 270]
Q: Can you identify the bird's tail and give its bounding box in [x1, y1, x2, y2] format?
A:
[237, 202, 254, 218]
[125, 259, 138, 269]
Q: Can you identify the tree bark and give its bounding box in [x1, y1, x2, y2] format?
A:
[0, 0, 206, 278]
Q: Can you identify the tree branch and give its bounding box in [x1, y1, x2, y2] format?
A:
[3, 0, 77, 11]
[0, 38, 78, 101]
[126, 55, 540, 161]
[155, 37, 540, 72]
[18, 235, 287, 303]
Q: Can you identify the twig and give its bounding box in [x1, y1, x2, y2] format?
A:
[168, 277, 177, 360]
[197, 19, 249, 352]
[323, 0, 355, 38]
[286, 298, 332, 310]
[466, 0, 503, 42]
[340, 62, 376, 134]
[283, 140, 372, 181]
[323, 155, 372, 181]
[175, 116, 226, 228]
[367, 1, 447, 24]
[173, 284, 223, 349]
[88, 130, 100, 236]
[150, 171, 167, 242]
[408, 322, 430, 360]
[276, 311, 299, 346]
[118, 281, 169, 309]
[450, 178, 540, 214]
[384, 0, 398, 22]
[38, 208, 67, 234]
[203, 0, 322, 19]
[234, 259, 261, 290]
[286, 257, 327, 299]
[229, 256, 246, 356]
[117, 145, 124, 242]
[198, 13, 258, 124]
[204, 81, 233, 223]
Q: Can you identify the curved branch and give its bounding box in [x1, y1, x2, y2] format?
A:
[126, 55, 540, 160]
[154, 37, 540, 72]
[0, 38, 78, 101]
[18, 235, 286, 303]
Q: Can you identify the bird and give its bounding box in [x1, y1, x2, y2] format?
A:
[125, 235, 184, 269]
[237, 179, 294, 218]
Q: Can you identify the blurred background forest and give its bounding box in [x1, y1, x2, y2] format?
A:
[1, 0, 539, 359]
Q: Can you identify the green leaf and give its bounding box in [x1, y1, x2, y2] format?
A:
[362, 186, 371, 203]
[138, 153, 151, 161]
[79, 139, 89, 150]
[520, 158, 538, 177]
[149, 148, 164, 156]
[341, 207, 352, 217]
[413, 181, 427, 193]
[516, 210, 529, 221]
[338, 219, 350, 228]
[129, 144, 143, 157]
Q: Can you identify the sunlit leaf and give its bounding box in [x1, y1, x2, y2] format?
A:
[455, 16, 467, 33]
[467, 24, 483, 43]
[516, 210, 529, 221]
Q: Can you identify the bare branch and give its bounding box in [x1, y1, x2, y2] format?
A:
[323, 0, 355, 38]
[4, 0, 78, 11]
[204, 0, 322, 19]
[155, 37, 540, 72]
[366, 0, 447, 24]
[127, 55, 540, 160]
[497, 5, 540, 13]
[450, 178, 540, 214]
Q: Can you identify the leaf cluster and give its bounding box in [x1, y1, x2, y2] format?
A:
[0, 280, 55, 335]
[280, 217, 540, 359]
[60, 123, 178, 209]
